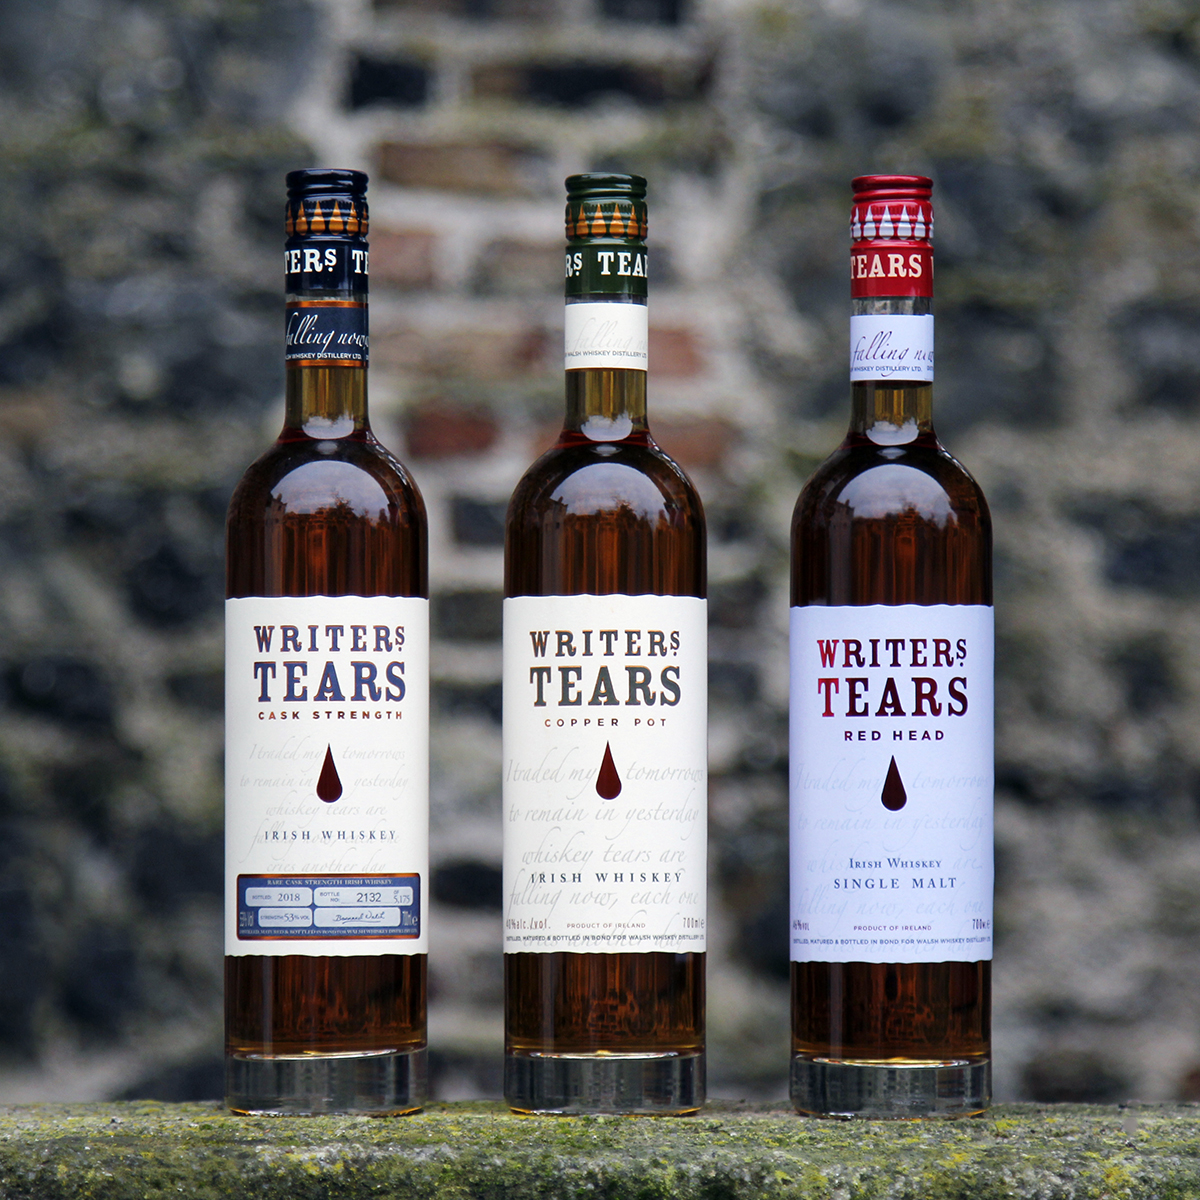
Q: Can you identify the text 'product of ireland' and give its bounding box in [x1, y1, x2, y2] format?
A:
[789, 174, 994, 1119]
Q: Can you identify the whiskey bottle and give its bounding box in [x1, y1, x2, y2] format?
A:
[503, 174, 707, 1113]
[224, 169, 429, 1114]
[789, 175, 993, 1117]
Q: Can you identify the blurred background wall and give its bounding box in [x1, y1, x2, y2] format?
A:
[2, 0, 1200, 1104]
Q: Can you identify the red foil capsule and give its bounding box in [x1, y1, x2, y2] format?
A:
[850, 174, 933, 299]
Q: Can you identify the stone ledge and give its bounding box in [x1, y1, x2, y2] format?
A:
[0, 1102, 1198, 1198]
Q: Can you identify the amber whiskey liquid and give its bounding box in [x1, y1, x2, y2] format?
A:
[224, 170, 428, 1114]
[789, 176, 992, 1116]
[503, 175, 706, 1113]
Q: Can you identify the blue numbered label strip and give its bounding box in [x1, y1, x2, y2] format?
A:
[237, 874, 421, 940]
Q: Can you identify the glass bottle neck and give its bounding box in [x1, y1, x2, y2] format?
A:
[850, 381, 933, 439]
[564, 369, 647, 439]
[284, 366, 368, 437]
[850, 293, 933, 441]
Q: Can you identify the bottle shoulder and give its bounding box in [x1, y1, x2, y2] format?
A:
[228, 431, 426, 526]
[225, 430, 427, 599]
[508, 434, 704, 528]
[505, 432, 705, 598]
[790, 433, 991, 606]
[794, 435, 989, 529]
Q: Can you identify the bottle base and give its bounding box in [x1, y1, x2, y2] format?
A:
[790, 1054, 990, 1118]
[505, 1050, 704, 1114]
[226, 1047, 427, 1115]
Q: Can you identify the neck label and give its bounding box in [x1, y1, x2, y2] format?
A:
[850, 314, 933, 382]
[789, 604, 993, 964]
[286, 301, 368, 367]
[565, 245, 648, 299]
[285, 240, 369, 293]
[849, 247, 933, 298]
[565, 302, 648, 372]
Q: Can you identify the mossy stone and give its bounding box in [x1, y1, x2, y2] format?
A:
[0, 1101, 1198, 1198]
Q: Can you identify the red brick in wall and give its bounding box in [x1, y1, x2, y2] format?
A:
[376, 327, 552, 378]
[377, 141, 549, 195]
[653, 416, 737, 470]
[405, 406, 500, 459]
[371, 229, 437, 289]
[650, 327, 704, 376]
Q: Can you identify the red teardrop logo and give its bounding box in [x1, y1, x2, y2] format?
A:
[317, 745, 343, 803]
[881, 756, 907, 811]
[596, 742, 622, 800]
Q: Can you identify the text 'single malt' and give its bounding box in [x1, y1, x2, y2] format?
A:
[789, 175, 994, 1117]
[503, 174, 708, 1114]
[224, 169, 429, 1115]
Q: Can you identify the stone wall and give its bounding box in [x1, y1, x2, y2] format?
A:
[2, 0, 1200, 1104]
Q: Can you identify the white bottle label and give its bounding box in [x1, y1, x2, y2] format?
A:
[789, 604, 993, 964]
[850, 314, 934, 382]
[565, 302, 649, 371]
[225, 595, 429, 957]
[503, 594, 707, 954]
